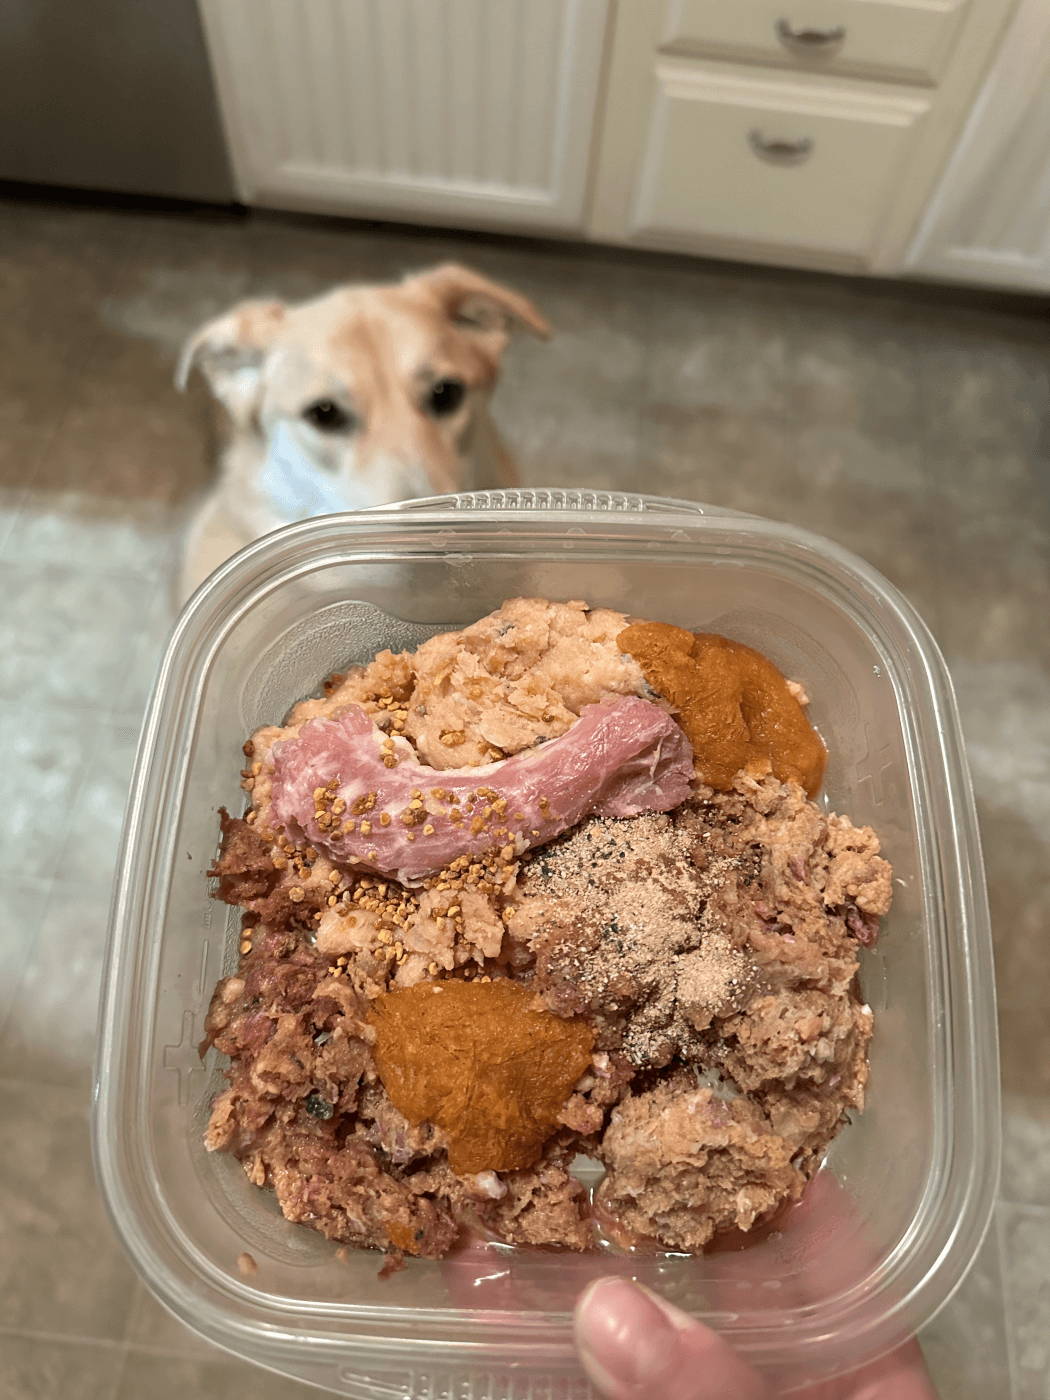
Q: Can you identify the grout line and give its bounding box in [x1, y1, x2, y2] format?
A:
[122, 1339, 224, 1363]
[0, 1071, 95, 1098]
[108, 1341, 132, 1399]
[0, 688, 156, 724]
[119, 1284, 221, 1363]
[119, 1284, 145, 1350]
[0, 557, 171, 584]
[997, 1196, 1050, 1215]
[0, 544, 177, 580]
[994, 1203, 1022, 1400]
[0, 1324, 125, 1351]
[0, 878, 65, 1043]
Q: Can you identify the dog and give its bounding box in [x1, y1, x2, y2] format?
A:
[176, 263, 550, 600]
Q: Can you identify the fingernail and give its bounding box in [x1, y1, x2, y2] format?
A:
[574, 1277, 684, 1398]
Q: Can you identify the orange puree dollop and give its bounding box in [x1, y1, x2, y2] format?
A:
[617, 623, 826, 797]
[368, 979, 594, 1175]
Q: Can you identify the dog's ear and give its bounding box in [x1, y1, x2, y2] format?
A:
[176, 299, 287, 424]
[408, 264, 551, 348]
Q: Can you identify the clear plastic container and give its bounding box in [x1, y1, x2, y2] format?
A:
[94, 489, 999, 1397]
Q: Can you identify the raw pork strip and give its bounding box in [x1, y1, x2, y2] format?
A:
[270, 696, 693, 884]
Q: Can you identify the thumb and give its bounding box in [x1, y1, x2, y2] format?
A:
[574, 1277, 771, 1400]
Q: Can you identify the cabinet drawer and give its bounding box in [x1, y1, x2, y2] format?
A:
[661, 0, 968, 86]
[630, 67, 928, 259]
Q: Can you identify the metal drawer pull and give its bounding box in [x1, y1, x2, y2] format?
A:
[775, 18, 846, 52]
[747, 129, 814, 165]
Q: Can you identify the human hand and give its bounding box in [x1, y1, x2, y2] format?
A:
[573, 1276, 937, 1399]
[573, 1174, 940, 1399]
[575, 1276, 770, 1399]
[439, 1173, 939, 1398]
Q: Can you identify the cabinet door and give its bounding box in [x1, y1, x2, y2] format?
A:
[198, 0, 609, 231]
[662, 0, 969, 87]
[589, 0, 1017, 274]
[0, 0, 233, 201]
[907, 0, 1050, 289]
[630, 66, 927, 263]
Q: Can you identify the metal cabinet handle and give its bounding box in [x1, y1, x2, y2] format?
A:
[775, 17, 846, 52]
[747, 129, 814, 165]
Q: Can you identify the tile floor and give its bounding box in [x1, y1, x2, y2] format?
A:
[0, 195, 1047, 1399]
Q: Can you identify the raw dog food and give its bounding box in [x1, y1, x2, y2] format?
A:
[203, 598, 890, 1256]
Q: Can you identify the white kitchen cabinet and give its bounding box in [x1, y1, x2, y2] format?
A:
[198, 0, 1021, 282]
[197, 0, 610, 232]
[590, 0, 1016, 274]
[907, 0, 1050, 290]
[661, 0, 969, 87]
[629, 64, 927, 262]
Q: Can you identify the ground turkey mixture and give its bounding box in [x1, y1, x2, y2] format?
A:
[203, 598, 891, 1258]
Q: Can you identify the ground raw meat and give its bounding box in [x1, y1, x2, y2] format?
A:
[402, 597, 647, 767]
[203, 601, 892, 1260]
[596, 1077, 804, 1251]
[201, 921, 593, 1256]
[719, 988, 872, 1100]
[508, 812, 756, 1068]
[472, 1147, 592, 1250]
[511, 774, 885, 1077]
[270, 696, 693, 883]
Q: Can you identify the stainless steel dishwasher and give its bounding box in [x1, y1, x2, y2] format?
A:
[0, 0, 234, 202]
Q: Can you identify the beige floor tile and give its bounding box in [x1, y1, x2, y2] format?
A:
[121, 583, 178, 719]
[636, 396, 945, 623]
[55, 720, 140, 888]
[0, 207, 151, 511]
[3, 702, 94, 848]
[0, 565, 153, 709]
[1003, 1102, 1050, 1222]
[634, 263, 799, 409]
[1001, 1204, 1050, 1400]
[0, 202, 147, 344]
[246, 212, 442, 302]
[0, 412, 48, 550]
[0, 881, 114, 1088]
[2, 195, 1050, 1397]
[123, 1284, 220, 1361]
[100, 210, 254, 362]
[482, 255, 653, 393]
[776, 322, 923, 445]
[0, 1335, 123, 1400]
[0, 1078, 136, 1339]
[0, 199, 150, 268]
[0, 489, 176, 576]
[1000, 1004, 1050, 1208]
[924, 371, 1049, 679]
[919, 1211, 1013, 1400]
[916, 318, 1048, 460]
[951, 669, 1050, 1013]
[638, 397, 791, 506]
[502, 387, 643, 493]
[28, 335, 212, 509]
[0, 883, 49, 1034]
[116, 1350, 322, 1399]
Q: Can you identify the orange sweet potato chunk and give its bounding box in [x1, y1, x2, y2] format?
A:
[368, 979, 594, 1174]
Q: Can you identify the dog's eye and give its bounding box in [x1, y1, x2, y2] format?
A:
[427, 378, 466, 417]
[302, 399, 353, 433]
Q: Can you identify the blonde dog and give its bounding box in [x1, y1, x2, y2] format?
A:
[176, 263, 549, 599]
